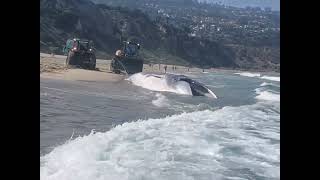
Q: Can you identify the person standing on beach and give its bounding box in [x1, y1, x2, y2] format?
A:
[164, 65, 167, 73]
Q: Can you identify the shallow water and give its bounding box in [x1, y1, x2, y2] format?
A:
[40, 70, 280, 180]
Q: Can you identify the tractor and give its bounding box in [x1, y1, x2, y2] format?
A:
[63, 38, 96, 70]
[110, 41, 144, 74]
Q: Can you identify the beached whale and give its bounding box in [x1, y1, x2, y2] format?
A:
[127, 73, 217, 98]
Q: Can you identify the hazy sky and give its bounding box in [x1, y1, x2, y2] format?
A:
[198, 0, 280, 11]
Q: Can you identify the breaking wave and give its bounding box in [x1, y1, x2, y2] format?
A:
[255, 87, 280, 102]
[260, 76, 280, 82]
[41, 102, 279, 180]
[260, 82, 279, 87]
[234, 73, 280, 82]
[234, 72, 261, 78]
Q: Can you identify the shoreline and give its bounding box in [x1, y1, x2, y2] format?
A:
[40, 53, 279, 81]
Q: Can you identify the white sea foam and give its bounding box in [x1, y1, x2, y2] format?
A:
[235, 73, 280, 82]
[260, 76, 280, 82]
[260, 82, 276, 87]
[152, 93, 170, 107]
[255, 88, 280, 102]
[234, 72, 261, 78]
[41, 102, 279, 180]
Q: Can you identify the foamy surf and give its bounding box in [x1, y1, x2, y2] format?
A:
[255, 88, 280, 102]
[152, 93, 170, 107]
[234, 72, 280, 82]
[41, 102, 279, 180]
[260, 82, 279, 87]
[234, 72, 261, 78]
[260, 76, 280, 82]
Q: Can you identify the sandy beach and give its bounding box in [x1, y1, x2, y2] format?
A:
[40, 53, 208, 82]
[40, 53, 278, 82]
[40, 53, 125, 82]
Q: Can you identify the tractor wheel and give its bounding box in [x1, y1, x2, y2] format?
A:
[66, 51, 77, 68]
[110, 59, 121, 74]
[65, 56, 69, 68]
[89, 54, 96, 70]
[110, 59, 115, 72]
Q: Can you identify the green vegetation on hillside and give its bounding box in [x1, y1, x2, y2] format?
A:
[40, 0, 279, 72]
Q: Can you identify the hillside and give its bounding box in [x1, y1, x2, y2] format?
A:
[40, 0, 279, 72]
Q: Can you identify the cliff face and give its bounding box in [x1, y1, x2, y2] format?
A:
[40, 0, 117, 57]
[40, 0, 279, 72]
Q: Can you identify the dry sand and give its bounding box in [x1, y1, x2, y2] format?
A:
[40, 54, 125, 82]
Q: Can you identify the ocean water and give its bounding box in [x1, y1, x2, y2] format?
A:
[40, 71, 280, 180]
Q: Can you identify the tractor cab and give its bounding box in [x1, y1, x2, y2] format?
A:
[110, 40, 143, 74]
[123, 41, 140, 57]
[63, 38, 94, 55]
[63, 38, 96, 70]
